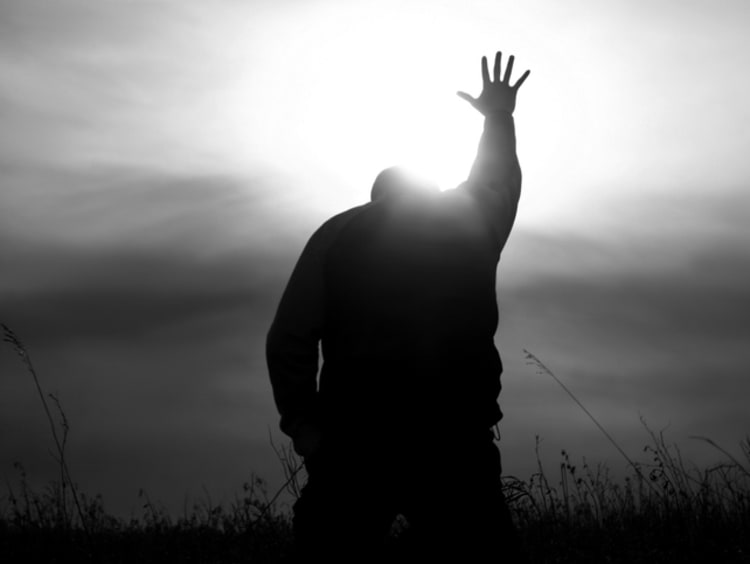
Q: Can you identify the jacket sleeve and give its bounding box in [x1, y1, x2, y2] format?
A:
[265, 207, 365, 439]
[266, 225, 329, 440]
[463, 111, 523, 252]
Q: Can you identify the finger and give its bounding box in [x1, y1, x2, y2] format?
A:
[513, 69, 531, 90]
[493, 51, 501, 82]
[481, 56, 490, 87]
[456, 91, 476, 104]
[503, 55, 515, 83]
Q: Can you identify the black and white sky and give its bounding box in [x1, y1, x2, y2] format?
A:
[2, 0, 749, 517]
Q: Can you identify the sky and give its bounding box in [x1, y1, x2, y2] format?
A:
[1, 0, 749, 518]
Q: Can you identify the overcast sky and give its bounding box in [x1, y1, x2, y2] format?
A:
[2, 0, 749, 518]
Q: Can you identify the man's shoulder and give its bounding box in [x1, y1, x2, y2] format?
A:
[322, 203, 371, 229]
[305, 203, 372, 251]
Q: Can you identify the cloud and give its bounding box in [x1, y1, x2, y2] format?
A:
[0, 161, 319, 343]
[2, 249, 264, 343]
[0, 0, 286, 174]
[0, 161, 306, 473]
[0, 163, 299, 517]
[2, 162, 309, 248]
[493, 221, 750, 468]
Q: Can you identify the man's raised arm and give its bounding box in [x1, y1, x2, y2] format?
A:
[458, 52, 530, 248]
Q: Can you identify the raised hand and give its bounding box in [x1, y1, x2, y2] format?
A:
[457, 52, 530, 116]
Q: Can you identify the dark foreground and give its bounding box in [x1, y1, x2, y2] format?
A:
[3, 433, 749, 564]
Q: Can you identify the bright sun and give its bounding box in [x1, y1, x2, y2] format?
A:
[246, 5, 491, 202]
[239, 1, 575, 222]
[212, 2, 584, 226]
[292, 54, 482, 193]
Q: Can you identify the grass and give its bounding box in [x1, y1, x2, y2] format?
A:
[2, 469, 294, 563]
[2, 324, 749, 563]
[507, 433, 750, 563]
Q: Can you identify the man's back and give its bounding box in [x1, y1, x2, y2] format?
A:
[320, 188, 504, 440]
[267, 50, 528, 447]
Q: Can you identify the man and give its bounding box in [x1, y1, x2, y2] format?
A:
[267, 51, 529, 562]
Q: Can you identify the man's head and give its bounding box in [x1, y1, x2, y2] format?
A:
[370, 166, 439, 202]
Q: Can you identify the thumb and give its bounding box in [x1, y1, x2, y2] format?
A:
[456, 91, 475, 105]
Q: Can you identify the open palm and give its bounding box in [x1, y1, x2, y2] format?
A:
[457, 52, 530, 115]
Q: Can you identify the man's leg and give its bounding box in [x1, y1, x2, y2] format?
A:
[401, 430, 525, 562]
[292, 446, 397, 563]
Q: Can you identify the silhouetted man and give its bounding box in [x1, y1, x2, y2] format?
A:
[267, 51, 529, 562]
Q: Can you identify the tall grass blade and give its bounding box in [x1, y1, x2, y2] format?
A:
[524, 349, 655, 492]
[2, 323, 91, 536]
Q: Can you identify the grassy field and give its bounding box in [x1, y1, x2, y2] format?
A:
[3, 434, 749, 563]
[3, 325, 749, 563]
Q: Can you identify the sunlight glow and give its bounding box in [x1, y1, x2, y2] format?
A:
[232, 3, 502, 206]
[284, 16, 481, 194]
[210, 1, 589, 222]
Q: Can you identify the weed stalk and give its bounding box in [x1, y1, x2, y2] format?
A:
[2, 324, 91, 537]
